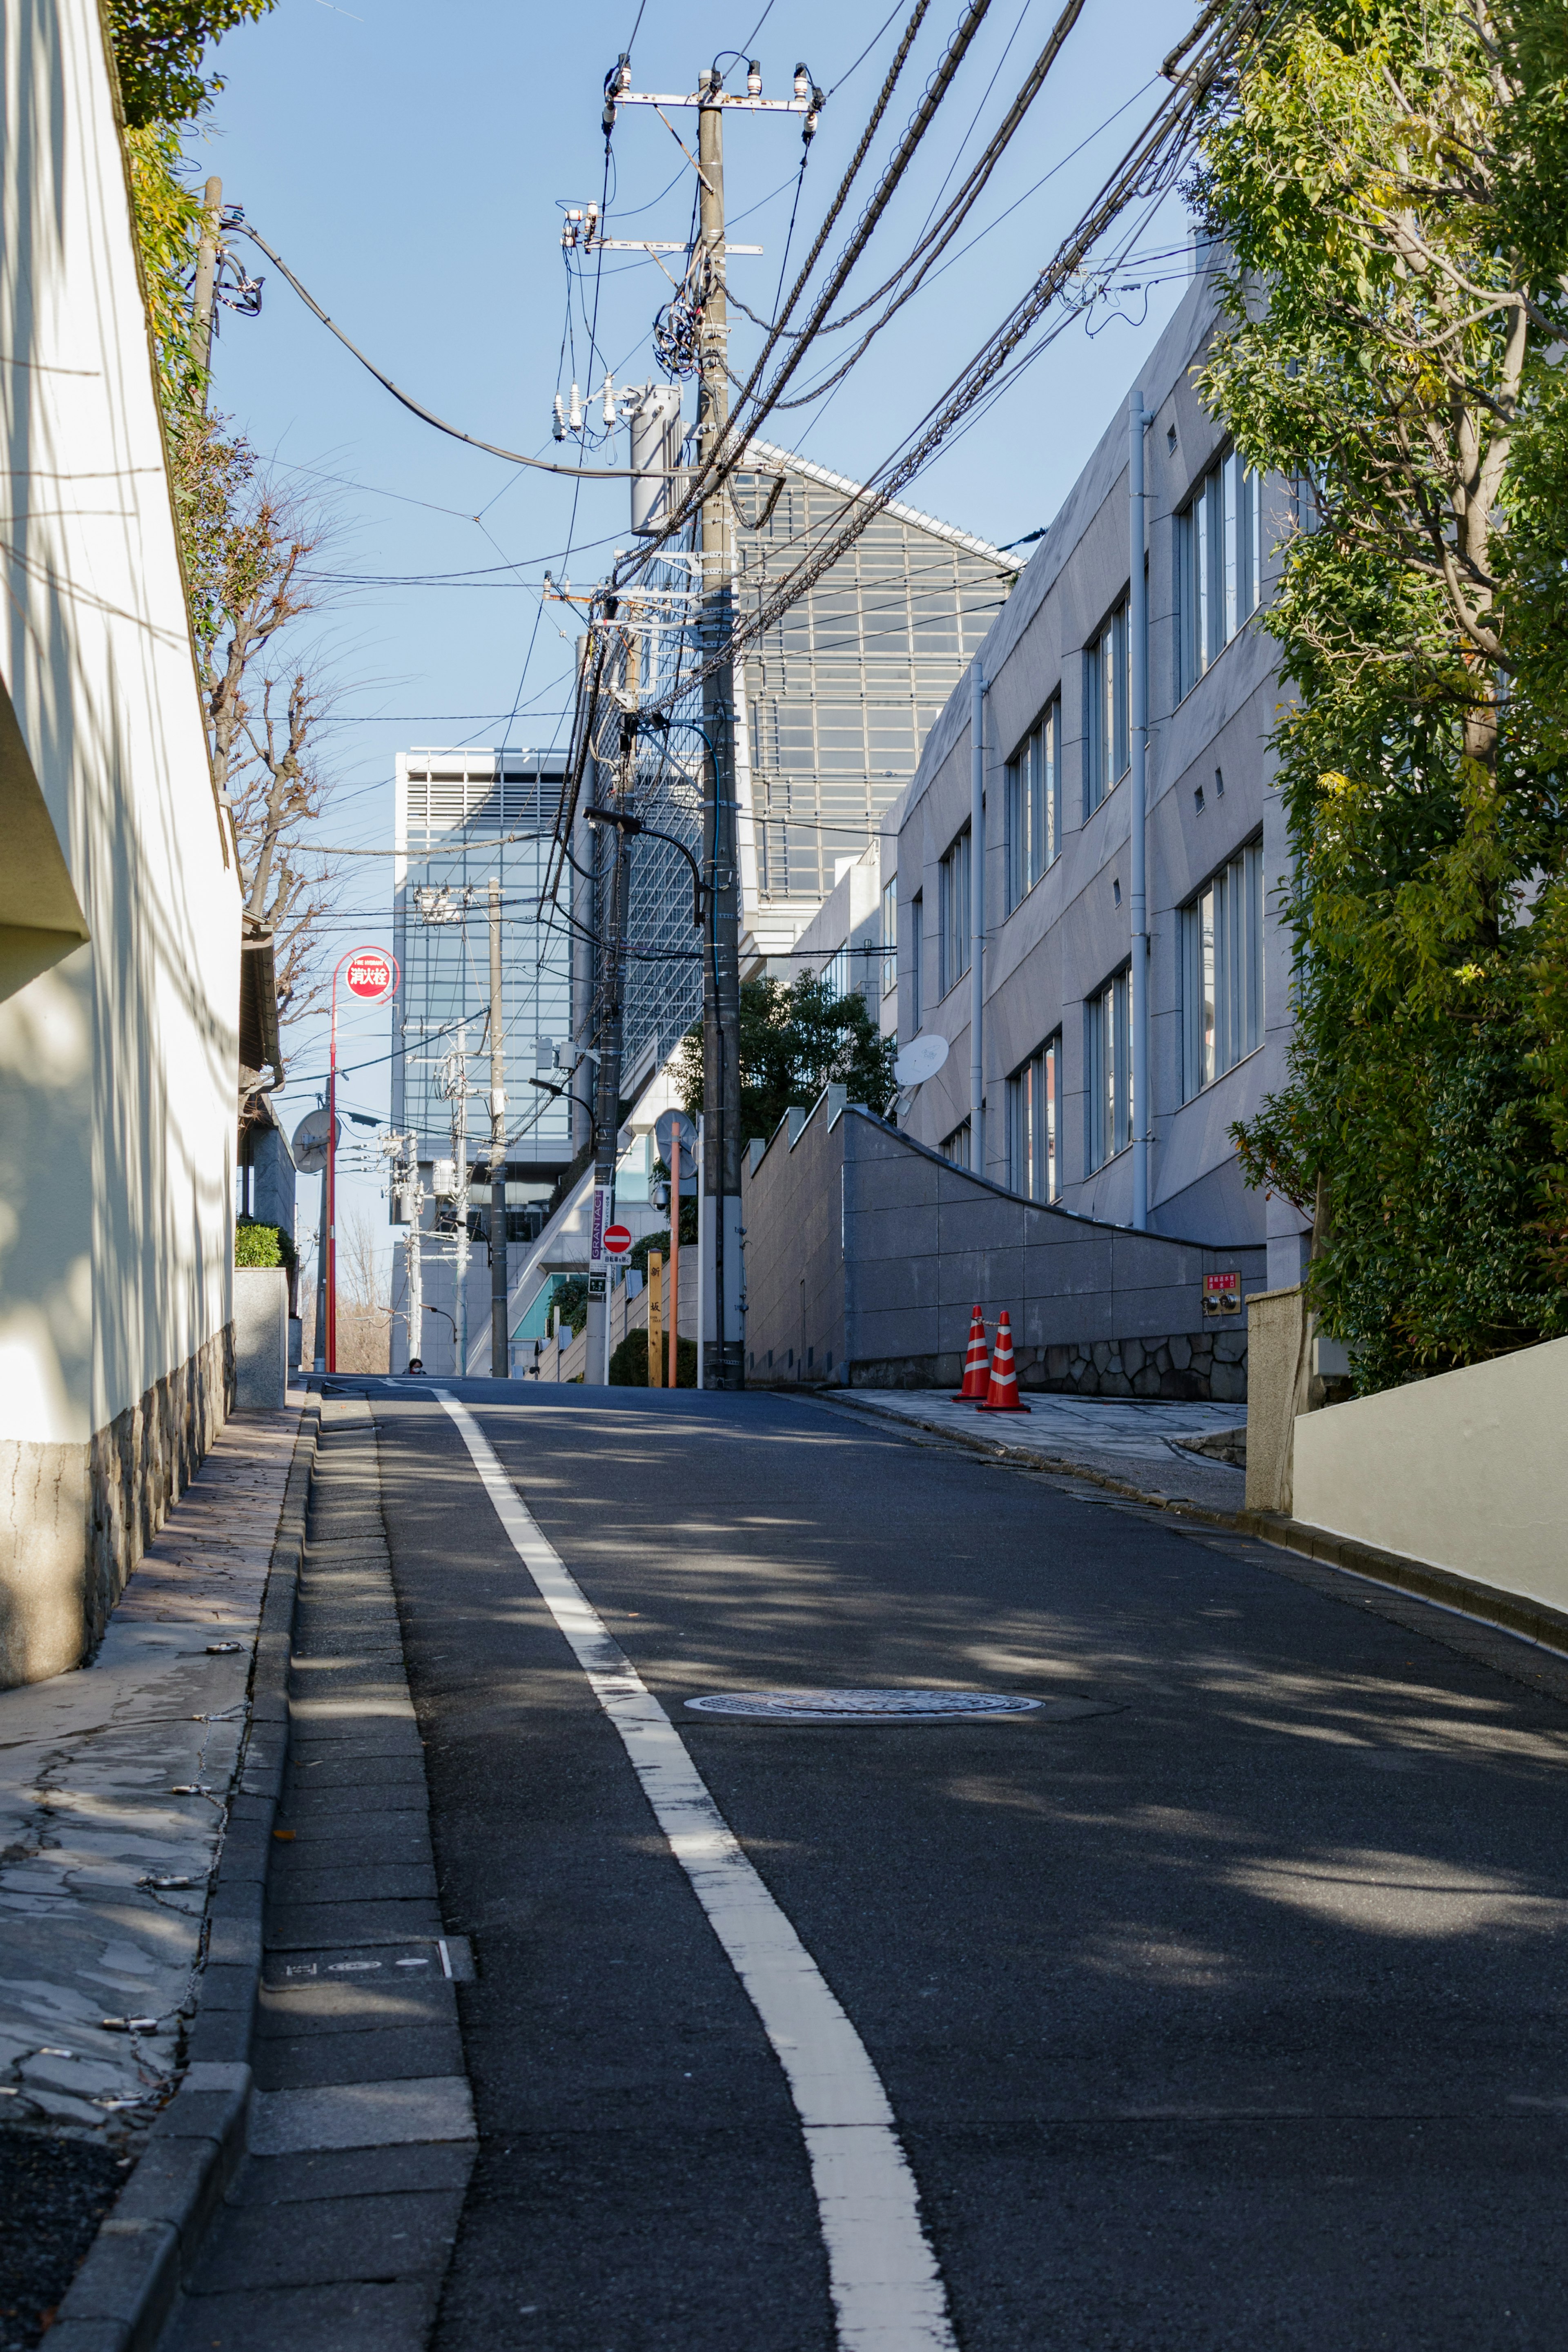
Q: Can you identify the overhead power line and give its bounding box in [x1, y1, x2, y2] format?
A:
[228, 221, 677, 482]
[628, 0, 1277, 717]
[745, 0, 1089, 414]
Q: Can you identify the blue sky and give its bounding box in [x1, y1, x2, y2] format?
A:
[201, 0, 1203, 1259]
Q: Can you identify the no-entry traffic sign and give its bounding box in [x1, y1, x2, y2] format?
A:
[344, 948, 399, 1003]
[602, 1223, 633, 1259]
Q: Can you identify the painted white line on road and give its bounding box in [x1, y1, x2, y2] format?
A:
[438, 1393, 955, 2352]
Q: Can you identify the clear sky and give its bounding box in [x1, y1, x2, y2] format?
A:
[202, 0, 1203, 1271]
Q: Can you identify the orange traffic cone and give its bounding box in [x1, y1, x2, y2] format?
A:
[976, 1309, 1031, 1411]
[953, 1305, 990, 1401]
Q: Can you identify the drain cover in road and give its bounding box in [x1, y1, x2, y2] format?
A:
[686, 1688, 1043, 1721]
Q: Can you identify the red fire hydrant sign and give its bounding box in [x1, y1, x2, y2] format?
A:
[345, 949, 398, 1003]
[1203, 1271, 1241, 1318]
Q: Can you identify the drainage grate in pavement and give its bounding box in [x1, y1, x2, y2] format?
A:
[686, 1688, 1043, 1721]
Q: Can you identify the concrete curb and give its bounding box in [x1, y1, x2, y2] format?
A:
[810, 1389, 1568, 1669]
[48, 1398, 321, 2352]
[1233, 1507, 1568, 1663]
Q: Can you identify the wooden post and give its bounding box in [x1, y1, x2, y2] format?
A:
[648, 1252, 664, 1387]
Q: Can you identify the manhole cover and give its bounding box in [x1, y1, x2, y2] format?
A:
[685, 1688, 1042, 1722]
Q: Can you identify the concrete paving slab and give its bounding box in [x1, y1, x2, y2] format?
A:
[248, 2075, 476, 2154]
[229, 2140, 475, 2203]
[271, 1865, 440, 1903]
[255, 2026, 465, 2091]
[265, 1900, 446, 1949]
[258, 1977, 454, 2035]
[161, 2277, 437, 2352]
[185, 2185, 465, 2290]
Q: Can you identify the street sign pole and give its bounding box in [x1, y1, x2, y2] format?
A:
[326, 948, 400, 1376]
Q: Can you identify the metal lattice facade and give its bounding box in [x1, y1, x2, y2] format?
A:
[595, 447, 1010, 1091]
[734, 444, 1011, 952]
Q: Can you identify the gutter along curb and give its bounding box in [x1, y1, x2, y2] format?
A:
[810, 1388, 1568, 1670]
[49, 1397, 321, 2352]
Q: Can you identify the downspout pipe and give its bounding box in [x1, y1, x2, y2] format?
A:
[970, 661, 985, 1170]
[1128, 390, 1149, 1231]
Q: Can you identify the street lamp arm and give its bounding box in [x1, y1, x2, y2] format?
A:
[584, 805, 708, 927]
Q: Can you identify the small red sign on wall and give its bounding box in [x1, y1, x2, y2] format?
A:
[1203, 1271, 1242, 1318]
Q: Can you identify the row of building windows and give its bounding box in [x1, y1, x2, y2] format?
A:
[981, 444, 1267, 923]
[922, 860, 1264, 1196]
[853, 829, 1263, 1161]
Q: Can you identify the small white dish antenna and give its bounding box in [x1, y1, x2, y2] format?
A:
[894, 1034, 949, 1088]
[291, 1108, 338, 1175]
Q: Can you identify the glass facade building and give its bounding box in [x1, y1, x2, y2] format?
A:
[391, 749, 573, 1184]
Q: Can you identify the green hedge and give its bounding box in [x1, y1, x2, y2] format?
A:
[234, 1217, 294, 1269]
[608, 1331, 698, 1387]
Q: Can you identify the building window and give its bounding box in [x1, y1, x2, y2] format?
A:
[942, 1118, 972, 1170]
[1007, 1035, 1060, 1202]
[1178, 448, 1262, 696]
[1182, 836, 1264, 1098]
[882, 877, 898, 997]
[1005, 698, 1060, 910]
[910, 891, 923, 1033]
[823, 943, 851, 1001]
[938, 826, 971, 997]
[1084, 601, 1129, 816]
[1086, 966, 1131, 1168]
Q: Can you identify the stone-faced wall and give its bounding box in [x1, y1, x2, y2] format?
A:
[742, 1102, 1265, 1400]
[1, 1325, 233, 1690]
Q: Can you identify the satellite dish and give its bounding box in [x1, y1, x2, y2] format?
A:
[894, 1034, 949, 1088]
[292, 1107, 339, 1175]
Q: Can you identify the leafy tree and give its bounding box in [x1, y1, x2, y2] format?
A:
[673, 975, 898, 1143]
[1194, 0, 1568, 1389]
[107, 0, 274, 129]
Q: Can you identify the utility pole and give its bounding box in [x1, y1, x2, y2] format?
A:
[443, 1030, 472, 1378]
[191, 176, 222, 399]
[383, 1130, 425, 1369]
[602, 55, 819, 1390]
[698, 68, 744, 1390]
[488, 877, 508, 1376]
[587, 690, 636, 1384]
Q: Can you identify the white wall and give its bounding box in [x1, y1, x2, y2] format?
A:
[1292, 1338, 1568, 1613]
[0, 0, 238, 1679]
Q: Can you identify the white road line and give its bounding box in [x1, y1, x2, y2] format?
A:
[438, 1393, 956, 2352]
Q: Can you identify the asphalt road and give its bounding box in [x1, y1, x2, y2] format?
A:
[369, 1379, 1568, 2351]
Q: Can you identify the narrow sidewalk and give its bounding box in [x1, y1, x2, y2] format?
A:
[160, 1392, 476, 2351]
[0, 1404, 303, 2135]
[823, 1386, 1249, 1514]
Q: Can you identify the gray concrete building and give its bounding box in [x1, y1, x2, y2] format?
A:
[891, 265, 1311, 1291]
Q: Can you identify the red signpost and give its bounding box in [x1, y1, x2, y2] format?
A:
[326, 946, 399, 1373]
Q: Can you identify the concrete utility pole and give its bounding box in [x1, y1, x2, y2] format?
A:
[601, 57, 817, 1385]
[446, 1030, 472, 1378]
[191, 176, 222, 398]
[697, 71, 744, 1390]
[488, 877, 508, 1376]
[402, 1145, 425, 1369]
[586, 696, 636, 1384]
